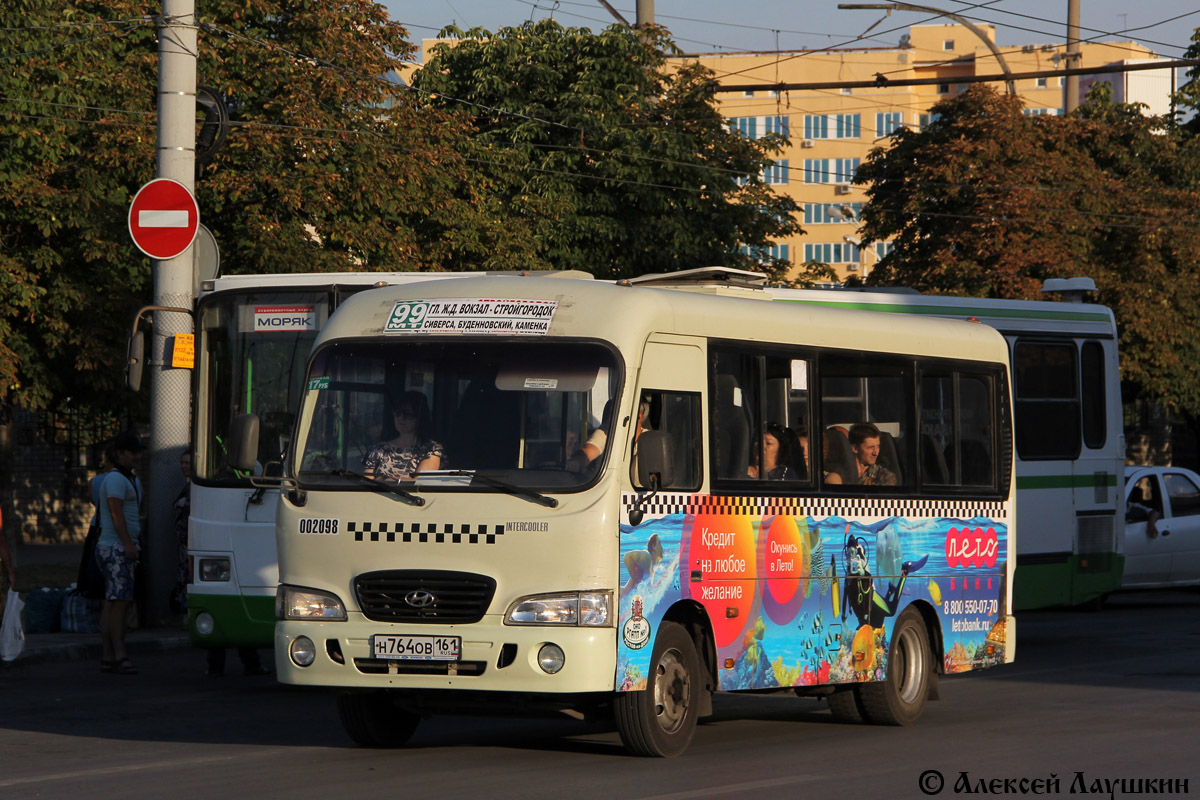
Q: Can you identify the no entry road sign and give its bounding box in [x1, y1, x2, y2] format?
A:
[128, 178, 200, 260]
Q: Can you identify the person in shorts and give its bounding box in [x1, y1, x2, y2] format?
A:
[96, 431, 144, 675]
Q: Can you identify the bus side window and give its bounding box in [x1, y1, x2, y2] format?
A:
[921, 371, 996, 488]
[632, 391, 702, 491]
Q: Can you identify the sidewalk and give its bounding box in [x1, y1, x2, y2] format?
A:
[4, 543, 193, 669]
[6, 625, 193, 668]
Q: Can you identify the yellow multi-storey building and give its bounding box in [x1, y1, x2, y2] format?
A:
[678, 23, 1174, 282]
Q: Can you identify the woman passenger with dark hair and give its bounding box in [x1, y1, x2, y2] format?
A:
[363, 390, 443, 481]
[748, 423, 795, 480]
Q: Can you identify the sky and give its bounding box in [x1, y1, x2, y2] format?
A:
[383, 0, 1200, 62]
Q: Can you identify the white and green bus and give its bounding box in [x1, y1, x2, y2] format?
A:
[234, 269, 1017, 756]
[188, 272, 475, 651]
[766, 277, 1123, 610]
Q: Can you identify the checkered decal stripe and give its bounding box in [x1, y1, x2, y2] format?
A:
[624, 492, 1007, 520]
[347, 521, 505, 545]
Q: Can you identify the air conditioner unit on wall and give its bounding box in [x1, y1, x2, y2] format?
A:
[801, 139, 816, 148]
[835, 183, 852, 195]
[846, 263, 860, 271]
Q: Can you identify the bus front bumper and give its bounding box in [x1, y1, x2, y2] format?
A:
[276, 616, 617, 694]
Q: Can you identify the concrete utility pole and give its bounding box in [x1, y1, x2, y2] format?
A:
[636, 0, 654, 27]
[1065, 0, 1081, 112]
[147, 0, 197, 626]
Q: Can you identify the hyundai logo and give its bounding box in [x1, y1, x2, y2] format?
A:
[405, 590, 437, 608]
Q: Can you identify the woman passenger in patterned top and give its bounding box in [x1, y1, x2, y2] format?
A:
[363, 390, 443, 481]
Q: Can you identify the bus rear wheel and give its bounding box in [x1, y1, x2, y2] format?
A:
[614, 621, 701, 757]
[825, 687, 867, 723]
[337, 690, 420, 747]
[858, 608, 932, 726]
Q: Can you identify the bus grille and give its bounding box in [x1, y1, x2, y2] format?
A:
[354, 570, 496, 624]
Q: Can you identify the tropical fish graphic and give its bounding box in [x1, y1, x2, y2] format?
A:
[808, 531, 831, 594]
[928, 579, 942, 607]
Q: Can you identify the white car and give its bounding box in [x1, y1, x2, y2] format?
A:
[1123, 466, 1200, 589]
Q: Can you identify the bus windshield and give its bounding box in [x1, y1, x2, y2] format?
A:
[197, 291, 331, 482]
[295, 340, 619, 492]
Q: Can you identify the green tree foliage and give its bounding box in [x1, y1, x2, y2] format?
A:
[0, 0, 526, 412]
[411, 20, 801, 281]
[855, 84, 1200, 412]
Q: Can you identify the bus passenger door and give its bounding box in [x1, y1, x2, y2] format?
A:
[632, 336, 707, 490]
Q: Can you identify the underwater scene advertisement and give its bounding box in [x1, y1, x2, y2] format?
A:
[616, 495, 1009, 693]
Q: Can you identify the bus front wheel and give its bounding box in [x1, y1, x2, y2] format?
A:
[337, 690, 420, 747]
[614, 621, 702, 757]
[858, 608, 932, 726]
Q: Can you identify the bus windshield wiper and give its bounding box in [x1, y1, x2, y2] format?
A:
[327, 469, 425, 506]
[440, 470, 558, 508]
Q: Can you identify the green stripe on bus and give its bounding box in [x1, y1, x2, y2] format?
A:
[775, 298, 1111, 323]
[1016, 474, 1118, 490]
[188, 593, 275, 649]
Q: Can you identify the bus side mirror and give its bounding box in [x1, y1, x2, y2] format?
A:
[126, 330, 145, 392]
[227, 414, 261, 473]
[636, 430, 674, 490]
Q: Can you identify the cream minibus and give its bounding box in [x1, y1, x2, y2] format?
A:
[231, 268, 1016, 757]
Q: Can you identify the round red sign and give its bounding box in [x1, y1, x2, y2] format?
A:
[128, 178, 200, 260]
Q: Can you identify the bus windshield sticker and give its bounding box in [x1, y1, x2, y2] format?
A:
[306, 376, 330, 391]
[384, 299, 558, 335]
[254, 305, 317, 332]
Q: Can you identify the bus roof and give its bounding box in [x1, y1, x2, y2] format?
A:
[765, 285, 1117, 338]
[200, 270, 591, 297]
[317, 273, 1011, 365]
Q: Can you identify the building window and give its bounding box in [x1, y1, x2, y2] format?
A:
[730, 115, 789, 140]
[1036, 76, 1048, 88]
[943, 39, 955, 51]
[804, 203, 863, 224]
[836, 113, 861, 138]
[764, 160, 790, 185]
[804, 114, 860, 139]
[875, 241, 894, 259]
[938, 83, 950, 94]
[918, 112, 941, 130]
[875, 112, 903, 137]
[740, 243, 790, 263]
[804, 242, 861, 264]
[743, 90, 756, 97]
[803, 159, 860, 184]
[1023, 107, 1063, 116]
[763, 115, 789, 137]
[804, 115, 829, 139]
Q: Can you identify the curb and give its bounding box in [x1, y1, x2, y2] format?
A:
[3, 630, 193, 668]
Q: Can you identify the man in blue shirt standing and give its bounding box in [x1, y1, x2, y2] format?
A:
[97, 432, 144, 675]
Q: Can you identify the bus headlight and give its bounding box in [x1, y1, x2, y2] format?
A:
[276, 585, 347, 621]
[505, 591, 611, 626]
[198, 558, 231, 582]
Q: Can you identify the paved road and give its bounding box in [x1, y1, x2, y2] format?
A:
[2, 590, 1197, 799]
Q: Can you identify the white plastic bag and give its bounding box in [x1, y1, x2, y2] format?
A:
[1, 588, 26, 662]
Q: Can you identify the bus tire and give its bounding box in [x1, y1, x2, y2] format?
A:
[614, 621, 701, 757]
[858, 608, 931, 726]
[337, 691, 420, 748]
[826, 687, 867, 723]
